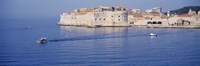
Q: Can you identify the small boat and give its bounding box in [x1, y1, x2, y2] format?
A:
[36, 37, 48, 44]
[26, 27, 31, 29]
[150, 33, 157, 36]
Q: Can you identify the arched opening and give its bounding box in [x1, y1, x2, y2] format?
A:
[153, 21, 157, 24]
[158, 21, 162, 24]
[147, 21, 152, 24]
[130, 22, 134, 24]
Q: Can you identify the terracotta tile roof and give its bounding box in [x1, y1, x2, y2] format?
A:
[87, 9, 97, 12]
[74, 12, 87, 15]
[161, 15, 170, 19]
[133, 14, 143, 17]
[143, 12, 161, 16]
[177, 14, 192, 17]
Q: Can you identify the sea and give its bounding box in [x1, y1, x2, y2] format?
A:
[0, 20, 200, 66]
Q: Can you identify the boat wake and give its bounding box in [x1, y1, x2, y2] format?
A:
[48, 34, 146, 42]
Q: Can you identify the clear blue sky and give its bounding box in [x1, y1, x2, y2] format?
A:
[0, 0, 200, 20]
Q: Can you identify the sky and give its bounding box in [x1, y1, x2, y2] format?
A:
[0, 0, 200, 20]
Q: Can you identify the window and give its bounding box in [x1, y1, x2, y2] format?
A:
[123, 8, 126, 11]
[103, 18, 106, 21]
[99, 18, 101, 20]
[95, 18, 97, 21]
[118, 16, 120, 17]
[118, 19, 120, 21]
[111, 16, 113, 17]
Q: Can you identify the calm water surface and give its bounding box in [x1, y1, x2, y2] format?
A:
[1, 20, 200, 66]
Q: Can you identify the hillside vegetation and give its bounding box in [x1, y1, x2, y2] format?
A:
[164, 6, 200, 15]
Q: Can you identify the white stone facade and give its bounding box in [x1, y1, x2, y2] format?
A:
[59, 6, 130, 27]
[145, 7, 162, 13]
[60, 6, 200, 28]
[130, 9, 141, 13]
[130, 8, 200, 27]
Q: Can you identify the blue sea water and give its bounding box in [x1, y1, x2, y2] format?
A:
[1, 20, 200, 66]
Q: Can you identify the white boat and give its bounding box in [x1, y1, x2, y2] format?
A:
[150, 33, 157, 36]
[36, 37, 48, 44]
